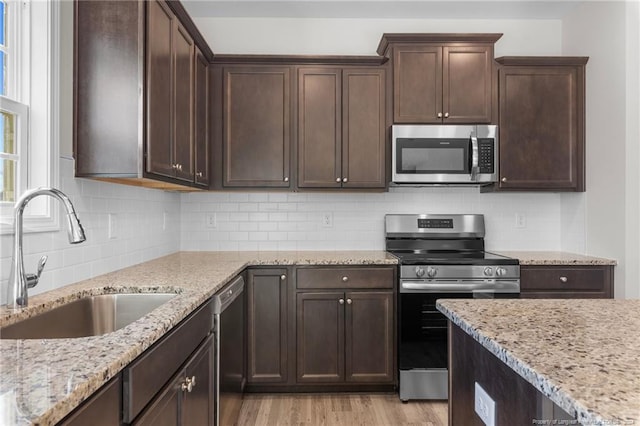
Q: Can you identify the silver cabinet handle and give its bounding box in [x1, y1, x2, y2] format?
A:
[336, 177, 341, 183]
[172, 164, 178, 170]
[339, 298, 345, 305]
[437, 112, 443, 118]
[559, 276, 568, 283]
[342, 276, 348, 282]
[196, 171, 203, 178]
[181, 376, 196, 392]
[346, 298, 352, 305]
[284, 177, 289, 182]
[342, 178, 348, 183]
[501, 177, 507, 183]
[444, 112, 449, 118]
[280, 274, 286, 281]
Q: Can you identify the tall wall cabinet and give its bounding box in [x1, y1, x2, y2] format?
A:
[74, 0, 211, 189]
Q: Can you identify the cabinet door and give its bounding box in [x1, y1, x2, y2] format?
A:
[498, 64, 584, 191]
[146, 0, 175, 178]
[393, 45, 442, 123]
[296, 292, 344, 383]
[183, 335, 214, 426]
[342, 69, 386, 188]
[443, 45, 493, 123]
[133, 375, 181, 426]
[247, 269, 289, 384]
[59, 376, 121, 426]
[345, 291, 394, 383]
[223, 66, 291, 187]
[297, 68, 342, 188]
[194, 49, 210, 187]
[173, 22, 195, 182]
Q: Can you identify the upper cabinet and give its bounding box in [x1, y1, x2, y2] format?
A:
[74, 0, 213, 190]
[496, 57, 587, 191]
[297, 67, 386, 189]
[377, 34, 501, 124]
[220, 66, 292, 188]
[194, 49, 210, 187]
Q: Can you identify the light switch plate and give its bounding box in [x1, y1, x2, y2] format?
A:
[474, 382, 496, 426]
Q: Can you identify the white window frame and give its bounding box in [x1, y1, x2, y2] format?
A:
[0, 0, 60, 234]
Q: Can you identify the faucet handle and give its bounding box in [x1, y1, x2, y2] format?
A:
[26, 255, 48, 289]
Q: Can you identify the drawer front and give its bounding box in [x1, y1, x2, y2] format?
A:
[60, 375, 122, 426]
[520, 266, 613, 297]
[297, 267, 394, 289]
[123, 299, 213, 423]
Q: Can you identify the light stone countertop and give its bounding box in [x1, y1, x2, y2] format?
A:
[494, 250, 617, 266]
[437, 298, 640, 425]
[0, 251, 397, 426]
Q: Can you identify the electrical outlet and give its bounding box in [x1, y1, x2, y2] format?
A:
[108, 214, 117, 239]
[474, 382, 496, 426]
[322, 212, 333, 228]
[205, 213, 217, 229]
[515, 213, 527, 229]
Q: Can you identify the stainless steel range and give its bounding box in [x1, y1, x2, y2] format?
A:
[385, 214, 520, 401]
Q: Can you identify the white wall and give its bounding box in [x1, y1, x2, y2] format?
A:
[562, 1, 635, 298]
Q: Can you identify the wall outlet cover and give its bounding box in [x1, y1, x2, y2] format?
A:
[474, 382, 496, 426]
[206, 213, 217, 229]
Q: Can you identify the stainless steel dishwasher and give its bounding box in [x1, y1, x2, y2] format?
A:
[213, 276, 245, 426]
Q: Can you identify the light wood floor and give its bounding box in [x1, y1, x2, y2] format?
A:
[237, 393, 448, 426]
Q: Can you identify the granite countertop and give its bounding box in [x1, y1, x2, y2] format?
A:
[0, 251, 397, 426]
[437, 298, 640, 425]
[495, 250, 617, 266]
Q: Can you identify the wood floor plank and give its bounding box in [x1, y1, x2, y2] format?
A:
[237, 393, 448, 426]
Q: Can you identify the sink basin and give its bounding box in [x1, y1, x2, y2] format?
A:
[0, 293, 176, 339]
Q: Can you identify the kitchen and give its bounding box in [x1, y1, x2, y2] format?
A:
[0, 0, 639, 425]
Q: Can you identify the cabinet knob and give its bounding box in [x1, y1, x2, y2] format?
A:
[437, 112, 443, 118]
[444, 112, 449, 118]
[181, 376, 196, 393]
[280, 274, 286, 281]
[339, 298, 345, 305]
[342, 276, 348, 282]
[501, 177, 507, 183]
[559, 276, 568, 283]
[172, 164, 178, 170]
[342, 178, 348, 183]
[336, 178, 341, 183]
[284, 177, 289, 182]
[346, 298, 352, 305]
[196, 171, 203, 178]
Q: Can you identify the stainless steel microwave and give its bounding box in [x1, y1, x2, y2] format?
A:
[391, 124, 498, 185]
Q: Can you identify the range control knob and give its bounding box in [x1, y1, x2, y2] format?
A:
[483, 267, 493, 276]
[426, 267, 437, 278]
[415, 267, 426, 278]
[496, 267, 507, 277]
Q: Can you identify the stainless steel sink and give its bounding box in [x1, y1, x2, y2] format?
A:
[0, 293, 176, 339]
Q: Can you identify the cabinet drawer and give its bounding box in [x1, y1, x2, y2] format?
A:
[297, 267, 394, 289]
[520, 266, 613, 298]
[123, 299, 213, 423]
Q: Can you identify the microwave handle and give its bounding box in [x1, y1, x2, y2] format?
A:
[470, 136, 479, 181]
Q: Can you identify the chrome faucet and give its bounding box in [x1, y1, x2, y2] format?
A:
[7, 187, 86, 309]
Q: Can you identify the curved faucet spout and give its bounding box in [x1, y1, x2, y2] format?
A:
[7, 187, 86, 309]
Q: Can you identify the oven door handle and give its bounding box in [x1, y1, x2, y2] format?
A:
[401, 280, 520, 294]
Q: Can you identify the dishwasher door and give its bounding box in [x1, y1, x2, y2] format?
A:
[213, 276, 245, 426]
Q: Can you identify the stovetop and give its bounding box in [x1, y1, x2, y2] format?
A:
[389, 250, 519, 266]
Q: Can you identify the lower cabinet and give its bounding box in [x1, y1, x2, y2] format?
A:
[296, 290, 394, 384]
[134, 335, 214, 426]
[520, 265, 614, 299]
[58, 376, 122, 426]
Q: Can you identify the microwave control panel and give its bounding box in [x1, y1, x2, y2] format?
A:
[478, 139, 495, 173]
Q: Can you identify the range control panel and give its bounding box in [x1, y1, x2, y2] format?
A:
[418, 218, 453, 229]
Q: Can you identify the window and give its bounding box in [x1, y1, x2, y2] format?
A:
[0, 0, 60, 232]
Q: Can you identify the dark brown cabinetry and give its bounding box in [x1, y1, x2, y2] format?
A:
[377, 34, 501, 124]
[496, 57, 588, 191]
[520, 265, 614, 299]
[295, 267, 395, 386]
[74, 0, 212, 189]
[59, 376, 122, 426]
[221, 66, 292, 188]
[194, 49, 210, 187]
[246, 268, 289, 386]
[297, 68, 386, 189]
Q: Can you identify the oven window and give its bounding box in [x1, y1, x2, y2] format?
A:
[396, 138, 469, 174]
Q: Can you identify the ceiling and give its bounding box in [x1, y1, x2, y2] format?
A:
[181, 0, 585, 19]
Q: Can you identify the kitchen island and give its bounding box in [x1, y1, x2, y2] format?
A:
[0, 251, 396, 425]
[437, 298, 639, 425]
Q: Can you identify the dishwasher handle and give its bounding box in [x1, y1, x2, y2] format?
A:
[212, 276, 244, 314]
